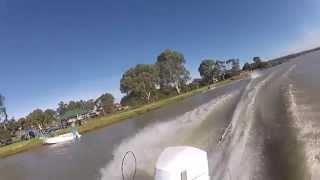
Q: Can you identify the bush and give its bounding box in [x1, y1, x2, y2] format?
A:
[156, 87, 178, 99]
[0, 129, 12, 145]
[121, 93, 145, 107]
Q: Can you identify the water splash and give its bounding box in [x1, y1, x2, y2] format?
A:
[250, 71, 262, 79]
[211, 70, 277, 180]
[287, 84, 320, 180]
[99, 91, 239, 180]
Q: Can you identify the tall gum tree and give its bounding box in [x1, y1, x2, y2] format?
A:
[156, 49, 190, 94]
[120, 64, 159, 103]
[0, 94, 8, 129]
[198, 59, 217, 84]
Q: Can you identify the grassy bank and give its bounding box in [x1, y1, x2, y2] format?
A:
[0, 75, 246, 158]
[0, 138, 42, 158]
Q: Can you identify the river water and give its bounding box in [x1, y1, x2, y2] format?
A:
[1, 50, 320, 180]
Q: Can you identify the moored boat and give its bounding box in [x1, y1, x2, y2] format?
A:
[42, 132, 81, 145]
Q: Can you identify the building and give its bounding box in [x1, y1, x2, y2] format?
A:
[114, 103, 129, 111]
[59, 108, 93, 127]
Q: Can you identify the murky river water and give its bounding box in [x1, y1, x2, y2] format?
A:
[1, 50, 320, 180]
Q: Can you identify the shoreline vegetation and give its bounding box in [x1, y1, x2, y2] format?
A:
[0, 74, 245, 158]
[1, 47, 319, 158]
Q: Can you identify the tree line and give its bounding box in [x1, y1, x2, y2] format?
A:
[0, 48, 274, 144]
[120, 49, 246, 107]
[0, 95, 116, 144]
[120, 49, 190, 106]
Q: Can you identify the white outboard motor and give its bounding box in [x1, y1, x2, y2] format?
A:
[155, 146, 210, 180]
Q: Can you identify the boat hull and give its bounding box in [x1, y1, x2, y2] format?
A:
[43, 133, 81, 145]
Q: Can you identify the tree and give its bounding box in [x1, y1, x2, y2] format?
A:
[5, 118, 18, 135]
[156, 49, 190, 94]
[43, 109, 57, 126]
[0, 94, 8, 124]
[0, 128, 11, 143]
[189, 78, 203, 90]
[120, 64, 159, 103]
[120, 93, 143, 107]
[253, 57, 262, 64]
[198, 59, 217, 84]
[242, 62, 251, 71]
[57, 100, 94, 116]
[57, 101, 67, 115]
[83, 99, 95, 110]
[26, 109, 45, 128]
[226, 59, 241, 76]
[215, 60, 227, 80]
[25, 109, 55, 128]
[251, 57, 271, 69]
[97, 93, 114, 114]
[252, 57, 263, 69]
[260, 61, 272, 69]
[17, 117, 27, 130]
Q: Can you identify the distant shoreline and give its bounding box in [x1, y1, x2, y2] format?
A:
[0, 74, 246, 158]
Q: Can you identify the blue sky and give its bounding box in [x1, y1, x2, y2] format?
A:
[0, 0, 319, 118]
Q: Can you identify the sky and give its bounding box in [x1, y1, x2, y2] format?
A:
[0, 0, 319, 118]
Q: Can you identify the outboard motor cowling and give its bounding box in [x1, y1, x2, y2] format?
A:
[155, 146, 210, 180]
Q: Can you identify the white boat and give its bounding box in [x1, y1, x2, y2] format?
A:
[155, 146, 210, 180]
[43, 132, 81, 145]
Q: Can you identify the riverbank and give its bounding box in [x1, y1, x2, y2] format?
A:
[0, 74, 246, 158]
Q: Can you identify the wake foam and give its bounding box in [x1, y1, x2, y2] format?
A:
[99, 91, 239, 180]
[212, 70, 277, 180]
[250, 71, 262, 79]
[287, 84, 320, 180]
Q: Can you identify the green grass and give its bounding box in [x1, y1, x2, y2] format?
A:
[0, 138, 41, 158]
[0, 75, 246, 158]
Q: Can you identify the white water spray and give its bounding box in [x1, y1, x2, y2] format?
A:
[250, 71, 262, 79]
[99, 91, 239, 180]
[287, 84, 320, 180]
[212, 70, 278, 180]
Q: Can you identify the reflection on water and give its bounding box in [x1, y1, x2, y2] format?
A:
[46, 142, 76, 155]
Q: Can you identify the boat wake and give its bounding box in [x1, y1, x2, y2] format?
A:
[286, 84, 320, 180]
[99, 91, 240, 180]
[100, 63, 316, 180]
[250, 71, 262, 79]
[211, 70, 277, 180]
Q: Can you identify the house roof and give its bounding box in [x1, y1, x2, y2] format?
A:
[59, 108, 91, 120]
